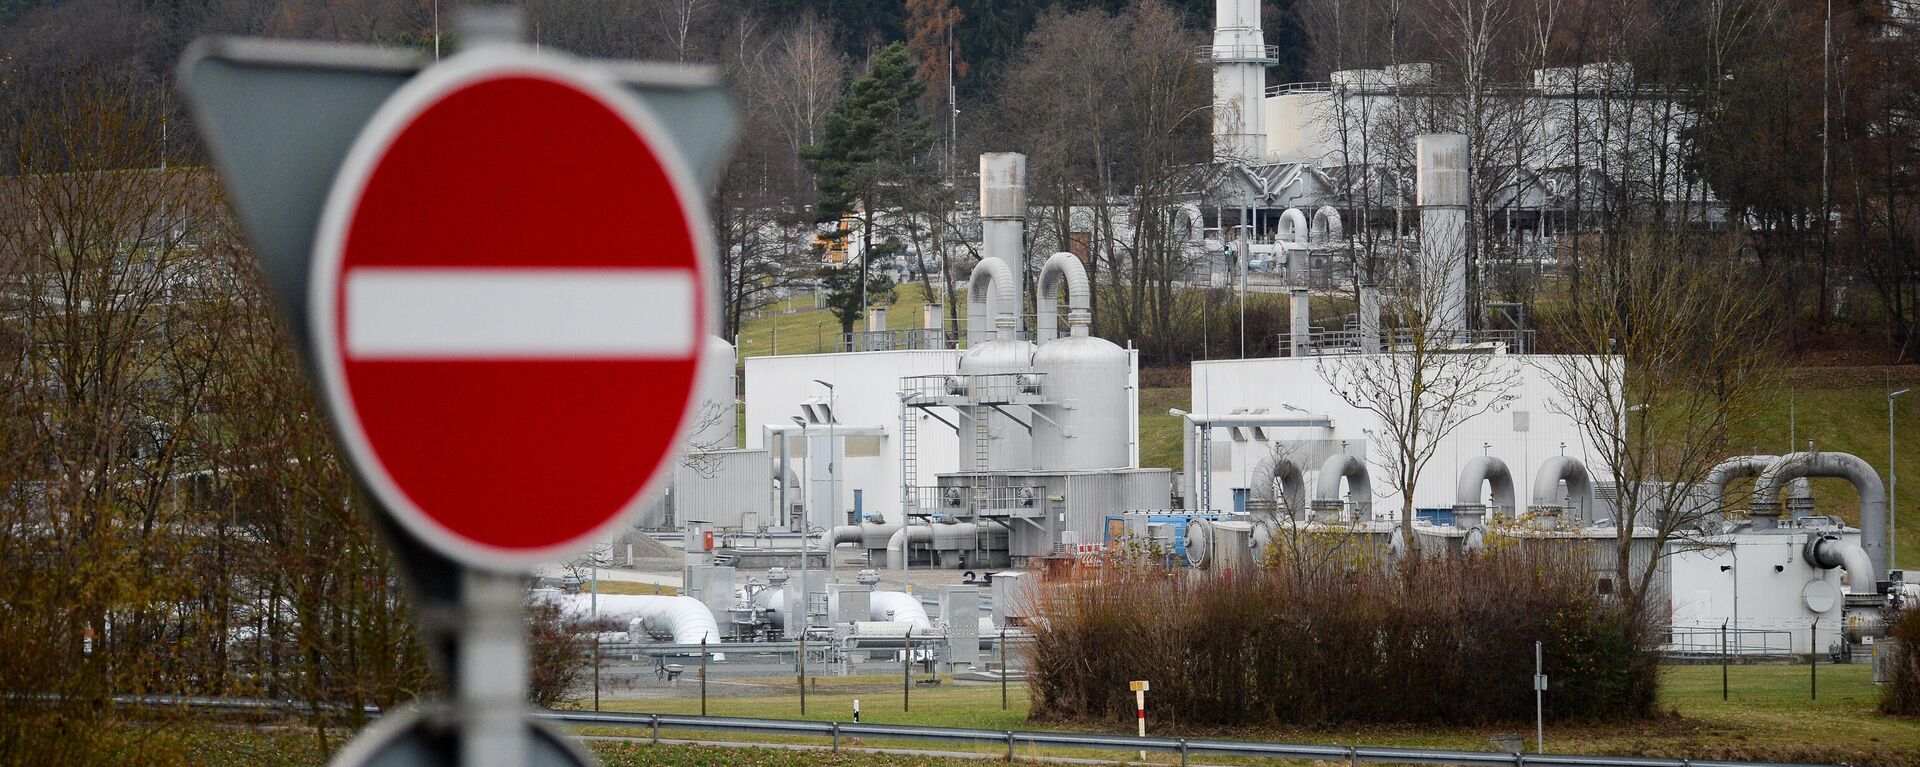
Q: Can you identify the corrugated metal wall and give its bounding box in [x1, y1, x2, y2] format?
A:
[639, 449, 771, 530]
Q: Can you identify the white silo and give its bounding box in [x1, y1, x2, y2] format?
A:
[691, 335, 737, 450]
[1031, 253, 1129, 471]
[957, 256, 1035, 471]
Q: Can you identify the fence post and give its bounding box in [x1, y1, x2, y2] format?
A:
[904, 628, 913, 714]
[1000, 627, 1009, 710]
[832, 721, 840, 751]
[650, 713, 659, 745]
[1810, 619, 1818, 701]
[1179, 738, 1189, 767]
[701, 638, 709, 716]
[1728, 622, 1743, 707]
[593, 636, 601, 712]
[1005, 730, 1015, 762]
[799, 632, 808, 716]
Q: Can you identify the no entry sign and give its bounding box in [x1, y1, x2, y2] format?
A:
[309, 47, 715, 569]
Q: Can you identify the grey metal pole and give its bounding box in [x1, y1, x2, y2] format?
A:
[799, 631, 808, 715]
[1533, 640, 1544, 753]
[1721, 620, 1729, 701]
[1811, 619, 1818, 700]
[904, 628, 913, 713]
[701, 637, 709, 716]
[1892, 389, 1909, 570]
[1001, 627, 1009, 710]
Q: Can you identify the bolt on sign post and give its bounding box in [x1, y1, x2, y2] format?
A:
[1131, 680, 1150, 761]
[178, 7, 736, 767]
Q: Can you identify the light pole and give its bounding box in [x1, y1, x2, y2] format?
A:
[814, 379, 838, 583]
[790, 415, 811, 633]
[1892, 389, 1910, 570]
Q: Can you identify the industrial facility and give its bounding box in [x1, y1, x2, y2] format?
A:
[558, 0, 1913, 687]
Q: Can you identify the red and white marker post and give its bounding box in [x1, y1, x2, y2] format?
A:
[1130, 679, 1150, 759]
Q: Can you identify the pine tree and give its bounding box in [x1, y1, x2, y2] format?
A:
[803, 42, 935, 336]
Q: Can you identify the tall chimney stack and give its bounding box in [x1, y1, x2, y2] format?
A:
[979, 153, 1028, 316]
[1207, 0, 1276, 163]
[1416, 134, 1469, 341]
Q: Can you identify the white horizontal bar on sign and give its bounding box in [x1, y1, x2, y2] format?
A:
[344, 267, 696, 359]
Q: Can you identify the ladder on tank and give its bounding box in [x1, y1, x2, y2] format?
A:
[899, 396, 918, 519]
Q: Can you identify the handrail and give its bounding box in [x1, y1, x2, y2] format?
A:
[94, 695, 1847, 767]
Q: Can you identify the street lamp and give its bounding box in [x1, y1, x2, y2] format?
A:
[790, 415, 810, 630]
[813, 379, 837, 583]
[1892, 389, 1910, 570]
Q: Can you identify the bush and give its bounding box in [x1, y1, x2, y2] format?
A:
[1883, 606, 1920, 716]
[1025, 548, 1659, 727]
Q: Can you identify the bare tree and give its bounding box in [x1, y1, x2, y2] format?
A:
[1533, 229, 1780, 613]
[1317, 236, 1520, 547]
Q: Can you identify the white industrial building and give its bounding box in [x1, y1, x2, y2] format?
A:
[1185, 354, 1603, 517]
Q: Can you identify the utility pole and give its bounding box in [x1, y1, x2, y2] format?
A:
[1892, 389, 1909, 570]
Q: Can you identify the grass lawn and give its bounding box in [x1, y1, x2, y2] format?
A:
[735, 286, 941, 359]
[584, 581, 679, 596]
[567, 665, 1916, 765]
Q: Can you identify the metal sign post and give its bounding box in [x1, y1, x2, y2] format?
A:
[1131, 680, 1150, 761]
[178, 7, 737, 767]
[1533, 642, 1546, 753]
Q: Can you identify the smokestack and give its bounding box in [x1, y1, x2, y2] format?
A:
[1207, 0, 1276, 163]
[1416, 134, 1469, 341]
[1289, 288, 1311, 357]
[1358, 284, 1381, 353]
[979, 153, 1028, 317]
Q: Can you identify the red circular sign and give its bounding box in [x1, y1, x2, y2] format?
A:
[311, 48, 714, 569]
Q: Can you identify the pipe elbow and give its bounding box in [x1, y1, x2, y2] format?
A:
[1810, 536, 1879, 596]
[1315, 453, 1371, 515]
[1456, 455, 1515, 510]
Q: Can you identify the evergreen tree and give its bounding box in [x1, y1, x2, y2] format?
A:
[803, 41, 935, 336]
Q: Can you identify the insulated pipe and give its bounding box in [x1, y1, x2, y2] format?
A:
[1756, 452, 1889, 573]
[1312, 206, 1343, 244]
[980, 153, 1028, 314]
[1255, 454, 1307, 519]
[869, 591, 933, 631]
[1707, 455, 1814, 518]
[885, 524, 936, 571]
[1808, 535, 1879, 596]
[1289, 289, 1311, 357]
[1530, 456, 1595, 526]
[559, 594, 721, 645]
[1312, 453, 1372, 520]
[1036, 252, 1092, 342]
[1179, 416, 1200, 511]
[823, 524, 867, 547]
[967, 256, 1020, 343]
[1277, 208, 1307, 242]
[1455, 456, 1517, 525]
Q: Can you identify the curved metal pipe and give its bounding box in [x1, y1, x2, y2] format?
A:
[1708, 455, 1815, 516]
[1530, 456, 1595, 526]
[869, 591, 932, 631]
[1313, 206, 1344, 243]
[561, 594, 721, 645]
[1254, 453, 1307, 519]
[1456, 455, 1517, 516]
[1808, 535, 1878, 596]
[1277, 208, 1307, 242]
[1312, 453, 1372, 519]
[1757, 452, 1889, 572]
[1036, 252, 1092, 341]
[967, 256, 1020, 342]
[885, 524, 936, 571]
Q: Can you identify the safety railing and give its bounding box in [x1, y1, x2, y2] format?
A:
[92, 695, 1844, 767]
[899, 372, 1044, 404]
[1663, 626, 1800, 657]
[1194, 44, 1281, 63]
[1278, 328, 1535, 356]
[839, 328, 954, 352]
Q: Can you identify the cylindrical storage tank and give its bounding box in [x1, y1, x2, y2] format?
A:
[957, 338, 1036, 471]
[1032, 335, 1130, 471]
[693, 335, 737, 450]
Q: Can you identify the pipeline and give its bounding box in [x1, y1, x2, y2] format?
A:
[555, 593, 720, 645]
[1529, 456, 1595, 527]
[1312, 453, 1372, 521]
[1756, 452, 1889, 576]
[1454, 455, 1515, 529]
[967, 257, 1020, 343]
[869, 590, 932, 631]
[1807, 535, 1878, 596]
[1036, 253, 1092, 341]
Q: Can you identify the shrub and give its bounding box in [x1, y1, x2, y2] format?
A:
[1025, 548, 1659, 727]
[1882, 606, 1920, 716]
